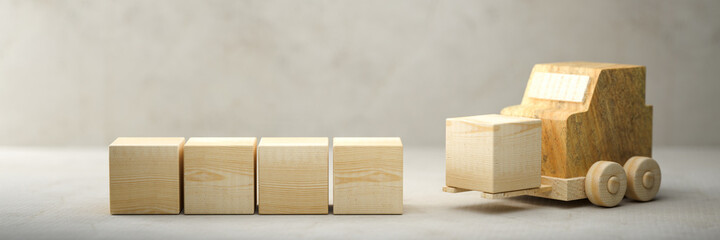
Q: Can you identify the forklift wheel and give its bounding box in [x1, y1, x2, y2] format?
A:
[624, 156, 661, 201]
[586, 161, 627, 207]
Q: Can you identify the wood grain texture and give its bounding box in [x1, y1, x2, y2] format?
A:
[183, 137, 257, 214]
[109, 137, 185, 214]
[333, 137, 403, 215]
[501, 62, 653, 178]
[529, 176, 586, 201]
[257, 137, 328, 214]
[446, 114, 541, 193]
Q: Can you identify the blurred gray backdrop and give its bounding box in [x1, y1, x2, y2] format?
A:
[1, 0, 718, 147]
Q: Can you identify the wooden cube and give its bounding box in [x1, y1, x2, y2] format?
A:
[257, 137, 328, 214]
[109, 137, 185, 214]
[446, 114, 541, 193]
[333, 137, 403, 214]
[183, 137, 257, 214]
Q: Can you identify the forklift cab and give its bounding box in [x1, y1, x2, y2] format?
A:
[501, 62, 653, 179]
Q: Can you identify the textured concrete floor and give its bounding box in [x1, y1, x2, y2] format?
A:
[0, 146, 718, 239]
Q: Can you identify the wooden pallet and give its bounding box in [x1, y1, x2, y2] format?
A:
[443, 176, 587, 201]
[443, 184, 552, 199]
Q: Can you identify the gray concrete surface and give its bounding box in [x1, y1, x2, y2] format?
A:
[1, 146, 718, 239]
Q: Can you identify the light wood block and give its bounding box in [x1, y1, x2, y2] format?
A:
[446, 114, 541, 193]
[501, 62, 653, 178]
[183, 137, 257, 214]
[257, 137, 328, 214]
[333, 137, 403, 215]
[109, 137, 185, 214]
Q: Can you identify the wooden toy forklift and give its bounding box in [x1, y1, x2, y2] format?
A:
[443, 62, 661, 207]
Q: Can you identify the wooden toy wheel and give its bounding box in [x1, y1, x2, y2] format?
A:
[624, 156, 661, 201]
[585, 161, 627, 207]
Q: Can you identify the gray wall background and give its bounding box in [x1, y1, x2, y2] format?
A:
[1, 0, 718, 147]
